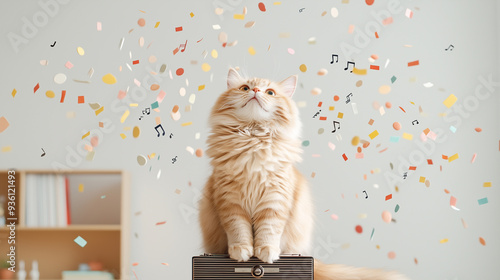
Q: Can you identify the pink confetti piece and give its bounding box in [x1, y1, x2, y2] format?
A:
[65, 61, 74, 69]
[328, 142, 336, 151]
[355, 153, 364, 159]
[471, 153, 477, 163]
[382, 17, 393, 25]
[287, 48, 295, 55]
[450, 196, 460, 211]
[118, 90, 126, 99]
[427, 131, 437, 140]
[330, 214, 339, 220]
[157, 90, 166, 103]
[405, 8, 413, 19]
[134, 79, 141, 87]
[97, 21, 102, 31]
[348, 24, 355, 33]
[156, 221, 166, 226]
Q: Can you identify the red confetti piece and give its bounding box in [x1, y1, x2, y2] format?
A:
[60, 90, 66, 103]
[156, 221, 166, 225]
[176, 68, 184, 76]
[133, 60, 139, 65]
[370, 65, 380, 70]
[334, 95, 340, 101]
[399, 106, 406, 113]
[175, 26, 183, 32]
[319, 116, 327, 121]
[385, 194, 393, 201]
[318, 101, 323, 107]
[342, 153, 348, 161]
[258, 2, 266, 12]
[365, 0, 374, 5]
[379, 147, 388, 153]
[355, 225, 363, 234]
[408, 60, 420, 67]
[78, 96, 84, 104]
[34, 83, 40, 93]
[427, 159, 433, 165]
[409, 166, 416, 170]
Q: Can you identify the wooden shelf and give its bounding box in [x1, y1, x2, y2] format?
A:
[0, 224, 121, 231]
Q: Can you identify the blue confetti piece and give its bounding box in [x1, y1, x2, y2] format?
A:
[449, 126, 457, 133]
[478, 197, 488, 205]
[390, 136, 400, 143]
[391, 76, 397, 83]
[151, 101, 159, 109]
[370, 228, 375, 241]
[395, 204, 400, 213]
[74, 236, 87, 247]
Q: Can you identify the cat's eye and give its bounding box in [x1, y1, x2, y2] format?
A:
[239, 85, 250, 91]
[266, 89, 275, 96]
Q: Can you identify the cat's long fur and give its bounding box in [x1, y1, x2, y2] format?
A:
[199, 68, 409, 280]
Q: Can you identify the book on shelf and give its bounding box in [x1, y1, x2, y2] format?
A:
[25, 174, 71, 227]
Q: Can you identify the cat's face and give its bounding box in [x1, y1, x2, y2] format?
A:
[211, 68, 299, 126]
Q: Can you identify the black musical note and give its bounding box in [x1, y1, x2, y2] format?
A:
[403, 172, 408, 179]
[363, 190, 368, 199]
[346, 93, 353, 104]
[330, 54, 338, 64]
[299, 8, 305, 12]
[50, 41, 56, 47]
[155, 124, 165, 137]
[142, 108, 151, 115]
[331, 121, 340, 133]
[344, 61, 355, 72]
[172, 156, 178, 164]
[312, 110, 321, 118]
[169, 133, 173, 138]
[139, 116, 143, 120]
[412, 120, 419, 125]
[41, 148, 46, 157]
[445, 44, 454, 51]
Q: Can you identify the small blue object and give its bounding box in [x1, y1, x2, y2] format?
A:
[449, 126, 457, 133]
[74, 236, 87, 247]
[151, 101, 159, 109]
[390, 136, 400, 143]
[391, 76, 397, 83]
[478, 197, 488, 206]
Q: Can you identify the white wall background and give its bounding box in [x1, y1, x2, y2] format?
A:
[1, 0, 499, 279]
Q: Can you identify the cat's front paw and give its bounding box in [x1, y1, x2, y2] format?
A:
[254, 245, 280, 263]
[228, 244, 253, 262]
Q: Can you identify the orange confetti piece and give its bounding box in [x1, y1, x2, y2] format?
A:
[34, 83, 40, 93]
[368, 119, 374, 125]
[409, 166, 416, 170]
[423, 128, 430, 135]
[385, 194, 392, 201]
[175, 26, 183, 32]
[370, 65, 380, 70]
[479, 237, 486, 246]
[399, 106, 406, 113]
[132, 262, 139, 266]
[78, 96, 85, 104]
[408, 60, 419, 67]
[375, 32, 379, 38]
[442, 155, 448, 160]
[427, 159, 433, 165]
[156, 221, 166, 225]
[342, 153, 348, 161]
[444, 189, 450, 194]
[11, 89, 17, 97]
[319, 116, 327, 121]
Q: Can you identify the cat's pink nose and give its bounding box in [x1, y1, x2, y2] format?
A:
[253, 88, 260, 93]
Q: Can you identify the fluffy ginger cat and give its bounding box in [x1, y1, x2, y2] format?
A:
[199, 68, 409, 280]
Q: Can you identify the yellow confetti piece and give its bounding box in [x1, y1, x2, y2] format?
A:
[190, 12, 194, 18]
[95, 106, 104, 116]
[129, 103, 138, 107]
[233, 14, 245, 20]
[154, 21, 160, 28]
[201, 63, 211, 72]
[1, 146, 12, 152]
[369, 130, 379, 139]
[120, 133, 126, 139]
[448, 153, 459, 162]
[440, 238, 449, 244]
[337, 112, 344, 119]
[273, 1, 281, 5]
[211, 49, 218, 58]
[299, 64, 307, 72]
[82, 131, 90, 139]
[484, 182, 492, 187]
[45, 90, 55, 98]
[352, 67, 367, 75]
[443, 94, 457, 108]
[77, 46, 85, 56]
[248, 46, 256, 55]
[11, 89, 17, 98]
[181, 122, 193, 127]
[402, 132, 413, 140]
[78, 184, 84, 192]
[102, 73, 117, 84]
[419, 176, 426, 183]
[120, 110, 130, 123]
[329, 106, 335, 111]
[198, 85, 205, 91]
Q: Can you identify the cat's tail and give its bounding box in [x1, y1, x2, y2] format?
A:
[314, 259, 410, 280]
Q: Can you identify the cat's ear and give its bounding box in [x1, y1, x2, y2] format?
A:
[279, 75, 298, 97]
[227, 68, 243, 89]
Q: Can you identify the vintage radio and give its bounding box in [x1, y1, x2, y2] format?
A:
[192, 253, 314, 279]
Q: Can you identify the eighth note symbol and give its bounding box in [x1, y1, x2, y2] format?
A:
[139, 116, 143, 120]
[332, 121, 340, 133]
[403, 172, 408, 179]
[41, 148, 46, 157]
[313, 110, 321, 118]
[172, 156, 177, 164]
[330, 54, 338, 64]
[344, 61, 355, 72]
[346, 93, 353, 104]
[412, 120, 419, 125]
[299, 8, 305, 12]
[363, 190, 368, 199]
[445, 44, 454, 51]
[154, 124, 165, 137]
[169, 133, 173, 138]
